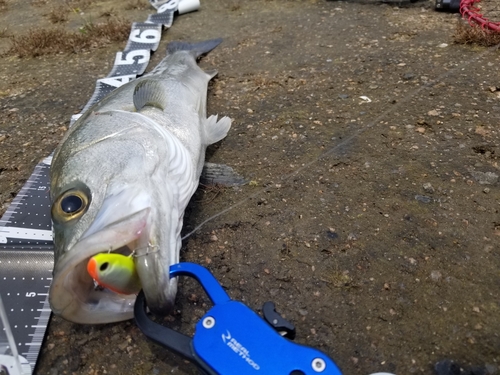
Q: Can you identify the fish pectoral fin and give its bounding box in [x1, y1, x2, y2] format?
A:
[204, 114, 231, 145]
[201, 162, 247, 186]
[133, 79, 168, 112]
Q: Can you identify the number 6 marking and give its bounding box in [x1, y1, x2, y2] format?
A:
[130, 28, 160, 44]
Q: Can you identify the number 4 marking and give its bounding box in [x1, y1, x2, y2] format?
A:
[98, 75, 136, 88]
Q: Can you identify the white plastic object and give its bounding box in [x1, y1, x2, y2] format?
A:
[0, 295, 32, 375]
[178, 0, 200, 14]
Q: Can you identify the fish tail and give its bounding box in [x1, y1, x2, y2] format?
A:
[166, 38, 223, 58]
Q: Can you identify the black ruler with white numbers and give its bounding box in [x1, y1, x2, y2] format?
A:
[0, 0, 199, 373]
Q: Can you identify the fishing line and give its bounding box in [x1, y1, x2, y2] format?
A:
[182, 41, 500, 240]
[0, 1, 498, 372]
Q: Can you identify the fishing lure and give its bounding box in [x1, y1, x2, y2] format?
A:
[87, 253, 141, 295]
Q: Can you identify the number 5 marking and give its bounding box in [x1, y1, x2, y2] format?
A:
[114, 50, 150, 66]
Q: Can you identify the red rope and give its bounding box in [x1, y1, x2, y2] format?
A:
[460, 0, 500, 32]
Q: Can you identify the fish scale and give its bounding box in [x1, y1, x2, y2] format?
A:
[0, 1, 198, 372]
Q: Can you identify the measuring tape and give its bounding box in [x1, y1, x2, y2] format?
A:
[0, 1, 199, 373]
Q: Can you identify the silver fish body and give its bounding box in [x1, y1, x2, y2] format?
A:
[49, 39, 231, 324]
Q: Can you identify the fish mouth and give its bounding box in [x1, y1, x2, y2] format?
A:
[49, 207, 151, 324]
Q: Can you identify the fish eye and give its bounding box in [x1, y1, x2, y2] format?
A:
[61, 195, 83, 214]
[100, 262, 109, 272]
[52, 189, 90, 222]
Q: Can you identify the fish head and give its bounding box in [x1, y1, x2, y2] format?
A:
[49, 111, 183, 323]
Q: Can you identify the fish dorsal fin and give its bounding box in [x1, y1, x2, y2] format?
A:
[133, 79, 167, 112]
[204, 69, 218, 79]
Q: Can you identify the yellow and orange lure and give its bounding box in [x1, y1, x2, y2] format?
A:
[87, 253, 141, 295]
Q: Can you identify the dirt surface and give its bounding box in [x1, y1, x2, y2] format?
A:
[1, 0, 500, 374]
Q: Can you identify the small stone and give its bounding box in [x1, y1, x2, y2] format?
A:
[47, 343, 55, 350]
[416, 127, 426, 133]
[473, 306, 480, 313]
[485, 364, 498, 374]
[438, 43, 448, 48]
[430, 270, 442, 282]
[338, 94, 349, 99]
[215, 89, 223, 95]
[247, 108, 253, 114]
[299, 309, 308, 316]
[428, 109, 440, 116]
[483, 188, 490, 194]
[402, 72, 415, 80]
[326, 230, 339, 240]
[470, 171, 498, 185]
[210, 234, 218, 242]
[415, 195, 432, 204]
[423, 182, 435, 193]
[434, 359, 461, 375]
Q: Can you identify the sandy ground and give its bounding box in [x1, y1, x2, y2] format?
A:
[1, 0, 499, 374]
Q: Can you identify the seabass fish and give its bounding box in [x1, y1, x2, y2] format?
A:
[49, 39, 231, 324]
